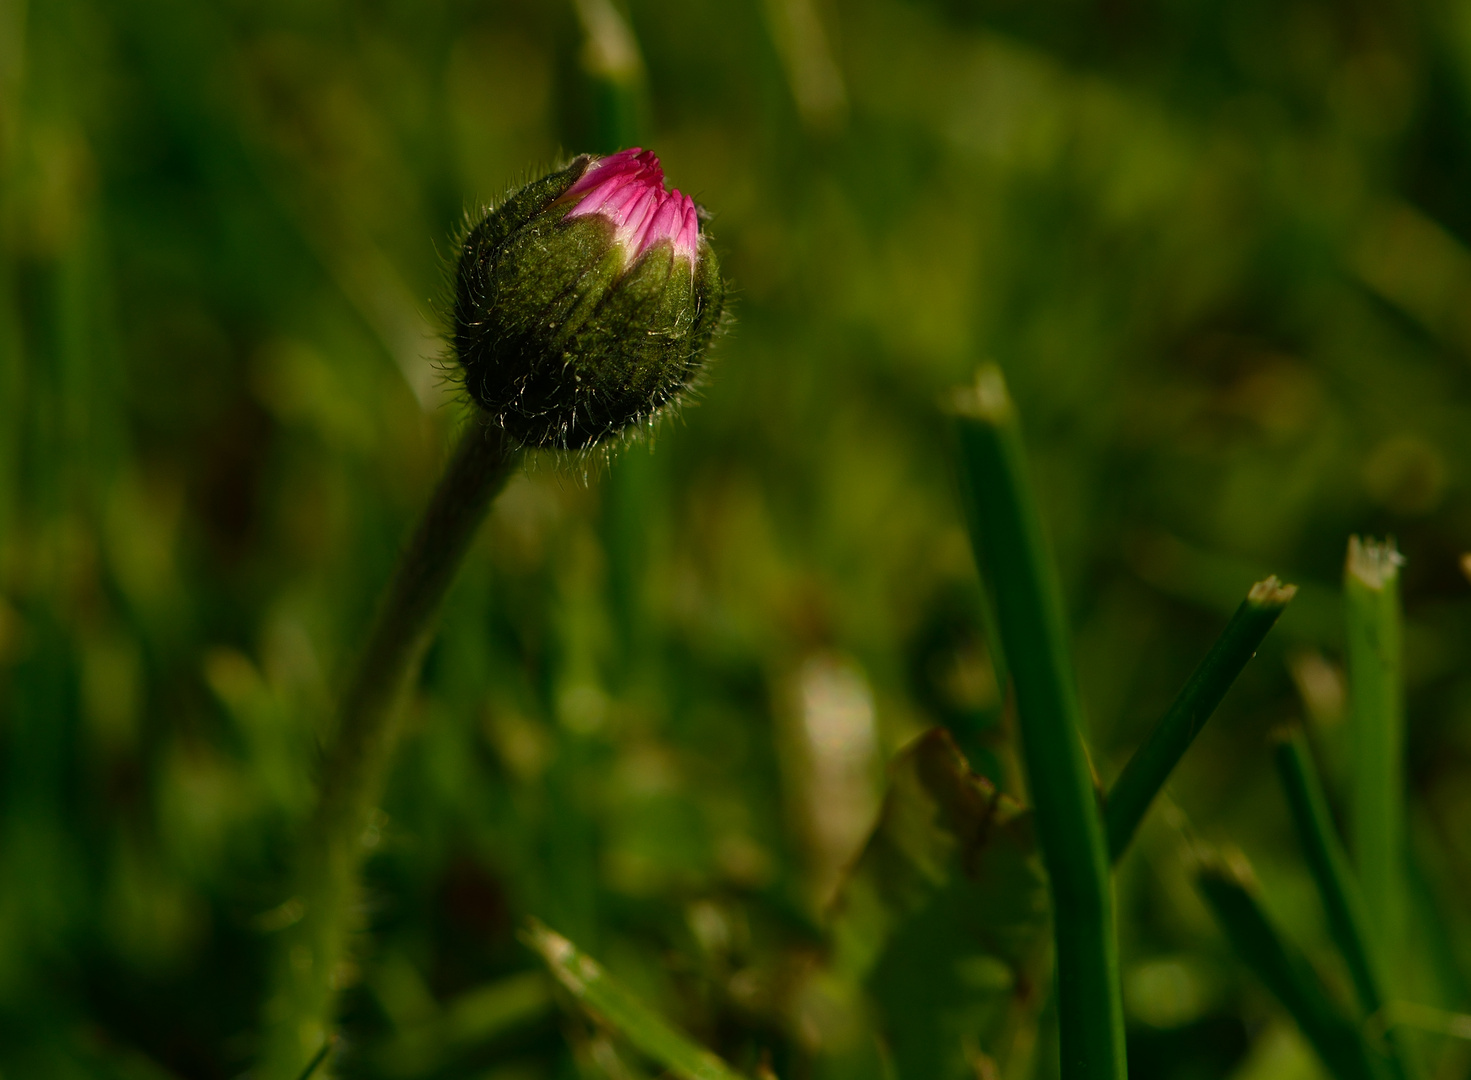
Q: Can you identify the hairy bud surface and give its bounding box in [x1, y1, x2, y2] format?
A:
[454, 149, 725, 450]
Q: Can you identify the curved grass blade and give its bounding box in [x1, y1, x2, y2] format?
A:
[522, 919, 752, 1080]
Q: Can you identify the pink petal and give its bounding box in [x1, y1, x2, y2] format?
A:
[564, 171, 637, 219]
[563, 146, 645, 201]
[560, 149, 699, 267]
[673, 194, 699, 264]
[604, 177, 650, 217]
[615, 187, 660, 247]
[632, 191, 683, 257]
[629, 149, 663, 182]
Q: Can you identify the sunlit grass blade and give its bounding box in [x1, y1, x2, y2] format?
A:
[1106, 578, 1295, 862]
[1274, 728, 1419, 1080]
[948, 364, 1126, 1080]
[1194, 851, 1385, 1080]
[522, 919, 751, 1080]
[1373, 1002, 1471, 1042]
[1344, 537, 1404, 946]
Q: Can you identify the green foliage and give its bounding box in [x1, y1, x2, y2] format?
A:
[5, 0, 1471, 1078]
[828, 728, 1049, 1080]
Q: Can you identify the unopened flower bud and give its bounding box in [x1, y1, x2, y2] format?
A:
[454, 148, 725, 450]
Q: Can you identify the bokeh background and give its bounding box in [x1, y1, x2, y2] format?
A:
[3, 0, 1471, 1077]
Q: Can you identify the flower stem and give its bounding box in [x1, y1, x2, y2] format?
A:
[1274, 729, 1420, 1080]
[260, 419, 519, 1079]
[949, 365, 1127, 1080]
[1105, 578, 1295, 862]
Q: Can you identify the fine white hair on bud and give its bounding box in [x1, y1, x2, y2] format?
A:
[453, 148, 725, 451]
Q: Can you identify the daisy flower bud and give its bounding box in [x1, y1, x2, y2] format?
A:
[454, 148, 725, 450]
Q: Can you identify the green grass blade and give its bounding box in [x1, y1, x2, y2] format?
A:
[293, 1039, 333, 1080]
[573, 0, 647, 152]
[948, 365, 1126, 1080]
[1106, 578, 1295, 862]
[1195, 852, 1386, 1080]
[523, 920, 751, 1080]
[1344, 537, 1405, 946]
[1274, 729, 1419, 1080]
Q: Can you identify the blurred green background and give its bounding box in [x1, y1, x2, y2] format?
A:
[4, 0, 1471, 1077]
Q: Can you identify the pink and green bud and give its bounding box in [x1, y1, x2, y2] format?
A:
[454, 148, 725, 450]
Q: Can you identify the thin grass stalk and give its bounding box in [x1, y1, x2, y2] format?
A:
[1195, 852, 1385, 1080]
[260, 420, 519, 1079]
[949, 365, 1126, 1080]
[1274, 729, 1419, 1080]
[1344, 537, 1404, 947]
[293, 1040, 334, 1080]
[1106, 578, 1295, 862]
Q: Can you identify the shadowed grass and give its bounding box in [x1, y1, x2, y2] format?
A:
[1274, 728, 1420, 1080]
[1195, 849, 1386, 1080]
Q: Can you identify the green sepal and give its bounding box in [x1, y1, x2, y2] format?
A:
[454, 158, 726, 450]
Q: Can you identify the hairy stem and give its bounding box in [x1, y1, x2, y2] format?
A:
[260, 420, 518, 1079]
[949, 365, 1126, 1080]
[1106, 578, 1295, 862]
